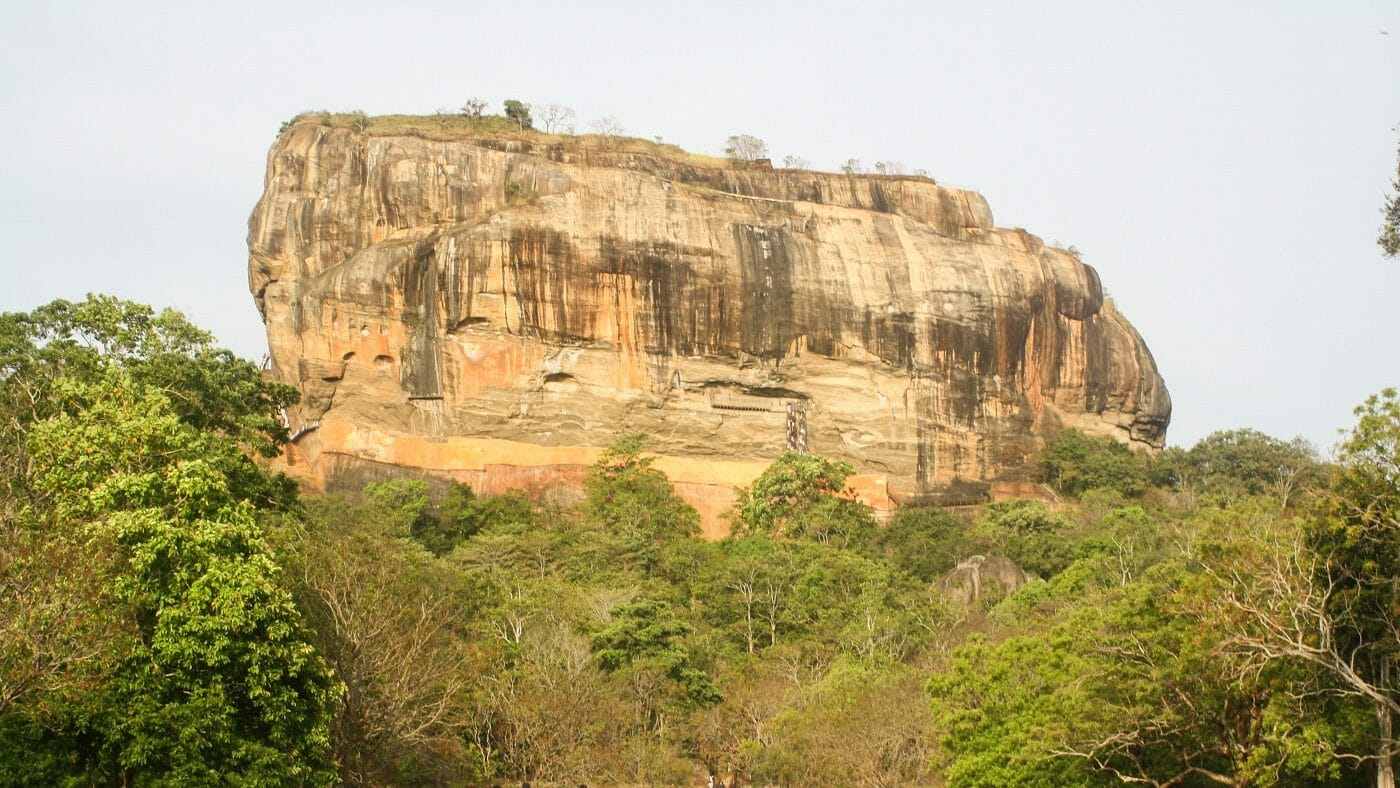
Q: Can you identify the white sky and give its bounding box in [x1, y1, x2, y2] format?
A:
[1, 0, 1396, 451]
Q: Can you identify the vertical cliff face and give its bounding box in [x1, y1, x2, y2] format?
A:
[249, 120, 1170, 533]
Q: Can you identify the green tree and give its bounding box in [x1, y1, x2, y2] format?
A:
[0, 509, 132, 777]
[592, 600, 722, 709]
[0, 297, 335, 784]
[780, 544, 928, 659]
[880, 505, 973, 580]
[1037, 429, 1149, 498]
[934, 559, 1362, 787]
[583, 433, 700, 552]
[1174, 500, 1381, 785]
[1153, 428, 1322, 507]
[503, 99, 532, 131]
[8, 372, 337, 784]
[700, 535, 799, 653]
[0, 295, 299, 511]
[441, 485, 537, 540]
[732, 451, 871, 544]
[1320, 389, 1400, 785]
[357, 476, 521, 558]
[365, 477, 434, 532]
[929, 632, 1096, 787]
[972, 499, 1078, 579]
[382, 481, 542, 556]
[6, 295, 296, 457]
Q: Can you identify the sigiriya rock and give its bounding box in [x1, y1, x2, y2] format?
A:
[249, 115, 1170, 535]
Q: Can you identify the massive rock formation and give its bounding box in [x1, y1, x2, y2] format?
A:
[249, 117, 1170, 535]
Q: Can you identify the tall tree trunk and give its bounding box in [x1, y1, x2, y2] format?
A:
[1380, 658, 1396, 788]
[1379, 702, 1395, 788]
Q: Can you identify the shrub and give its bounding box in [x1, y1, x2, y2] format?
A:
[503, 99, 532, 131]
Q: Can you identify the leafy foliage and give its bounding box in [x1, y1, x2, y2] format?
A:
[1310, 389, 1400, 777]
[972, 500, 1078, 579]
[6, 295, 1400, 786]
[3, 295, 297, 460]
[442, 485, 537, 539]
[933, 560, 1362, 787]
[364, 478, 434, 534]
[503, 99, 532, 131]
[1150, 427, 1322, 506]
[1037, 428, 1149, 498]
[879, 505, 974, 580]
[929, 632, 1096, 786]
[732, 451, 873, 548]
[583, 433, 700, 551]
[592, 599, 722, 708]
[0, 297, 334, 784]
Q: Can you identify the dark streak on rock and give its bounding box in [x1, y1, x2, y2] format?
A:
[1083, 313, 1111, 413]
[441, 234, 491, 331]
[399, 238, 441, 397]
[506, 227, 597, 343]
[733, 225, 796, 359]
[598, 236, 711, 356]
[869, 181, 890, 213]
[913, 375, 935, 492]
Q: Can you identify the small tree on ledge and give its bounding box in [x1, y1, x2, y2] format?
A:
[503, 99, 533, 131]
[723, 134, 769, 167]
[460, 98, 487, 118]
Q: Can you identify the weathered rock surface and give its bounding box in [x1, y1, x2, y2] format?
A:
[940, 555, 1030, 605]
[249, 120, 1170, 535]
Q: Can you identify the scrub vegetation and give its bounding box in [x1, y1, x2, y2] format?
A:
[276, 105, 939, 183]
[281, 106, 731, 170]
[3, 296, 1398, 785]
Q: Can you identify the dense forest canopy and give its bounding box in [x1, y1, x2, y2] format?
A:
[2, 295, 1399, 786]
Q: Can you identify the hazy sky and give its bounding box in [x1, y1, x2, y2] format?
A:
[1, 1, 1396, 451]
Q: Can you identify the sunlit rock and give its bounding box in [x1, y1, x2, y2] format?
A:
[249, 121, 1170, 535]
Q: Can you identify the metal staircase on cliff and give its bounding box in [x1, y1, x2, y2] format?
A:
[706, 389, 810, 454]
[785, 401, 808, 454]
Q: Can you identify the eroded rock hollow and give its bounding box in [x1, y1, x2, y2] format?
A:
[249, 121, 1170, 535]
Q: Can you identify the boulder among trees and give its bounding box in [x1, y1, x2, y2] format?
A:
[939, 555, 1029, 605]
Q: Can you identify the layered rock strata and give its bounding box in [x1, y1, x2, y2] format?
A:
[249, 121, 1170, 535]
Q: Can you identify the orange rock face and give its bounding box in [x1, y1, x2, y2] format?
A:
[249, 121, 1170, 535]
